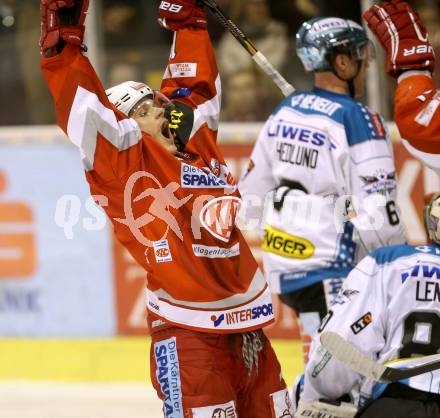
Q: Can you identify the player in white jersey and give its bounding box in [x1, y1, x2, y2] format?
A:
[239, 17, 406, 364]
[298, 193, 440, 418]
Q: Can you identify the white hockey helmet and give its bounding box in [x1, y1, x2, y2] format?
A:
[106, 81, 155, 116]
[424, 192, 440, 246]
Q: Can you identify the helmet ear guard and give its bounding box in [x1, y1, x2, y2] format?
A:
[424, 193, 440, 246]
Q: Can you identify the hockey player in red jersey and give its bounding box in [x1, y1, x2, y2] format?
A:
[39, 0, 293, 416]
[363, 0, 440, 175]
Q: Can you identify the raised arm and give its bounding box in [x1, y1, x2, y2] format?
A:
[363, 0, 440, 175]
[395, 72, 440, 171]
[158, 1, 221, 152]
[40, 0, 144, 183]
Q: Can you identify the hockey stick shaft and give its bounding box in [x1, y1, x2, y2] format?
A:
[200, 0, 295, 97]
[382, 357, 440, 382]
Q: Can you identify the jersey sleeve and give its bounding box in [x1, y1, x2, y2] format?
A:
[160, 28, 220, 150]
[302, 255, 386, 402]
[238, 116, 278, 225]
[41, 44, 145, 183]
[344, 106, 406, 255]
[395, 71, 440, 174]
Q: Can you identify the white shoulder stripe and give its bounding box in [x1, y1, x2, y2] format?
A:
[190, 75, 221, 137]
[415, 92, 440, 127]
[402, 138, 440, 175]
[67, 86, 142, 171]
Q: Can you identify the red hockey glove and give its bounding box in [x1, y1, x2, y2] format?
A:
[363, 0, 435, 77]
[40, 0, 89, 56]
[158, 0, 207, 31]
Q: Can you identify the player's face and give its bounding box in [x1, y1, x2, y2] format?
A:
[353, 44, 374, 98]
[353, 57, 369, 98]
[131, 98, 177, 155]
[334, 44, 373, 98]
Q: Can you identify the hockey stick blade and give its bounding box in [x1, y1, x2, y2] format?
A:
[320, 331, 386, 381]
[200, 0, 295, 97]
[321, 331, 440, 383]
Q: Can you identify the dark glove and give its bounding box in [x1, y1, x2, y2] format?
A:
[158, 0, 207, 31]
[363, 0, 434, 77]
[40, 0, 89, 56]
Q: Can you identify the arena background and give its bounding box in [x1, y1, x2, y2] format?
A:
[1, 0, 440, 417]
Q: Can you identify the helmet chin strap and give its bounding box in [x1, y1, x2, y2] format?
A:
[347, 78, 356, 99]
[332, 59, 362, 98]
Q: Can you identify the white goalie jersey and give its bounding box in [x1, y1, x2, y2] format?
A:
[239, 88, 406, 294]
[303, 243, 440, 404]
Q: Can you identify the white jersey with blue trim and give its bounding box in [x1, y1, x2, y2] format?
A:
[303, 243, 440, 404]
[239, 87, 406, 294]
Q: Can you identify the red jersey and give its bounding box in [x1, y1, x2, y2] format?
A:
[41, 28, 274, 333]
[395, 71, 440, 175]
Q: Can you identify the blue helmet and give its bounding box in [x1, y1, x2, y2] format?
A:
[296, 17, 371, 72]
